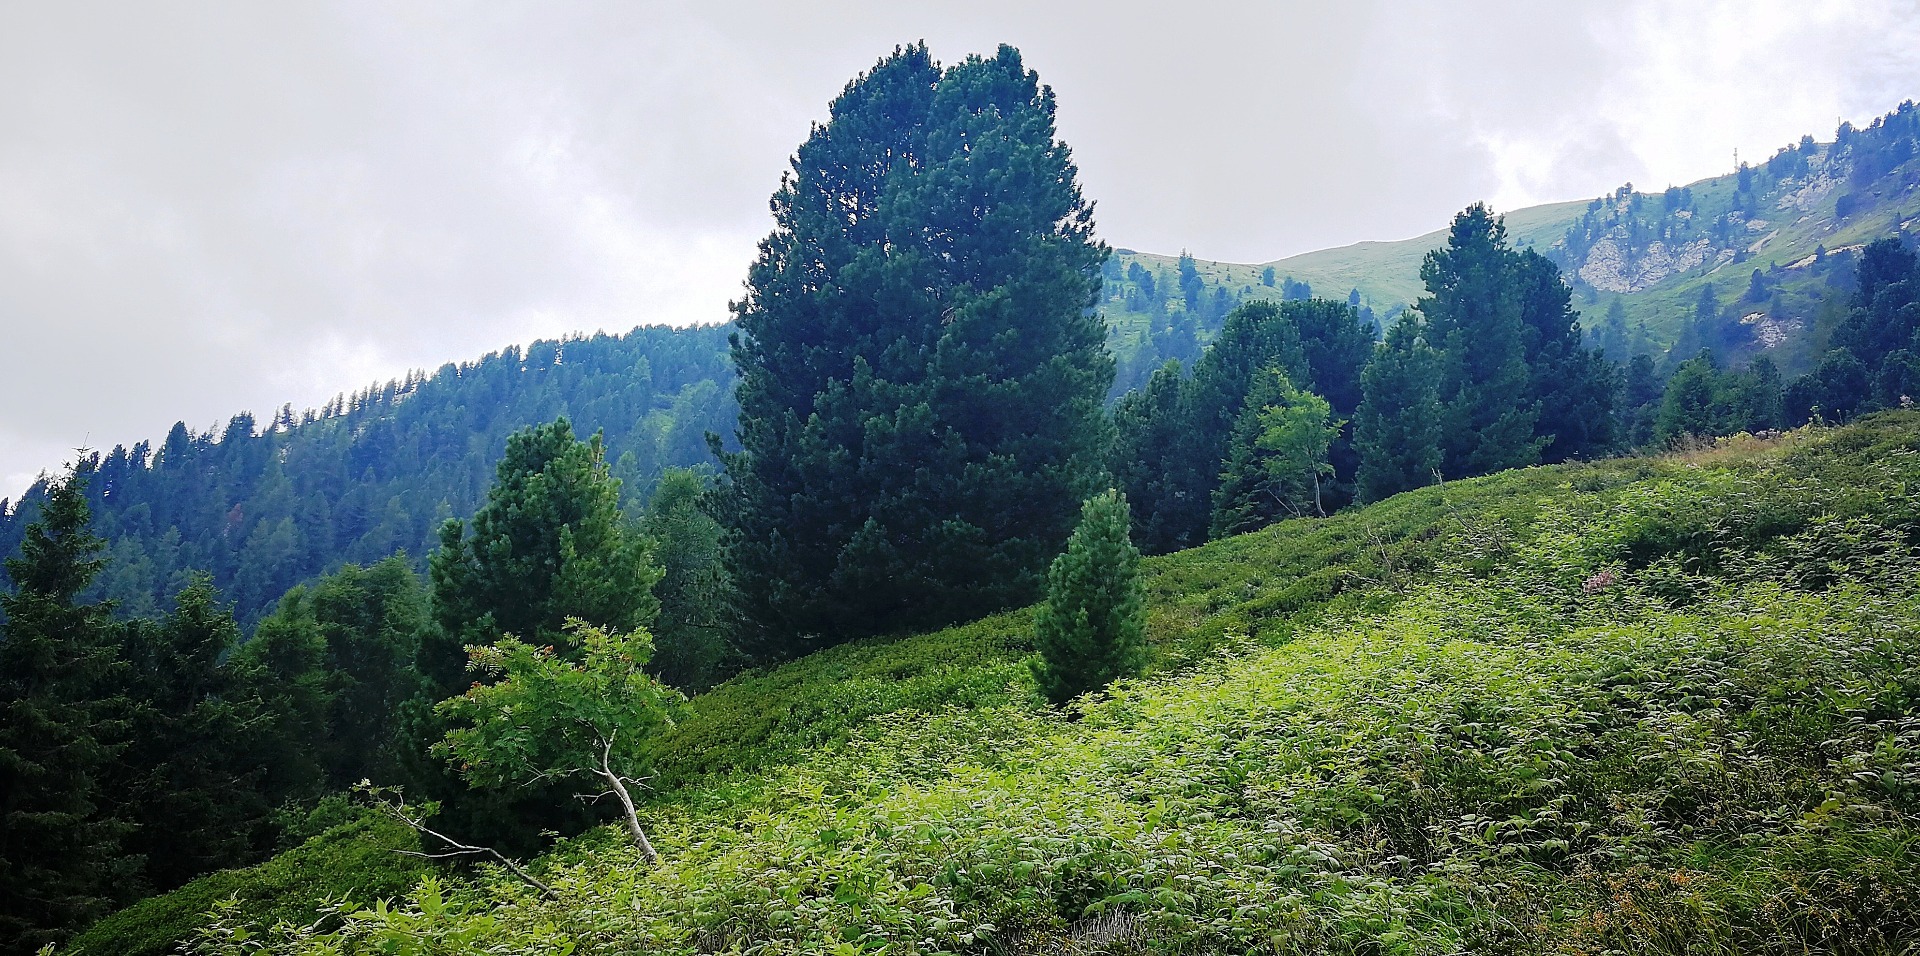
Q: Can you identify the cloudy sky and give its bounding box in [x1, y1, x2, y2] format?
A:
[3, 0, 1918, 496]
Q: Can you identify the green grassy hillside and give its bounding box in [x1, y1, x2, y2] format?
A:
[144, 412, 1920, 955]
[1105, 103, 1920, 387]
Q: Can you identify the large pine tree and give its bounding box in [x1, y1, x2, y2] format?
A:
[114, 579, 273, 892]
[721, 44, 1112, 654]
[1417, 204, 1616, 477]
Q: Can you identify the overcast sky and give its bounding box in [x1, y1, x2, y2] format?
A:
[3, 0, 1918, 497]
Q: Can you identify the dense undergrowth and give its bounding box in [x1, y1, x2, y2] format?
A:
[91, 414, 1920, 954]
[62, 813, 424, 956]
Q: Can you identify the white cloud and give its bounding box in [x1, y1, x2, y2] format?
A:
[2, 0, 1917, 495]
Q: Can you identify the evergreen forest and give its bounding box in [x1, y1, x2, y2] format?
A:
[6, 42, 1920, 956]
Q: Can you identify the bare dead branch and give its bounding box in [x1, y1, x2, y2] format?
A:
[361, 786, 558, 899]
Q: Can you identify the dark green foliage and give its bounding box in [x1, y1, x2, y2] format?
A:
[640, 469, 738, 691]
[1621, 352, 1663, 446]
[1420, 204, 1543, 476]
[245, 558, 428, 790]
[1874, 348, 1920, 407]
[426, 418, 660, 695]
[61, 812, 424, 956]
[1420, 204, 1616, 472]
[1354, 314, 1444, 502]
[0, 465, 134, 954]
[1032, 490, 1146, 706]
[1797, 237, 1920, 421]
[1592, 298, 1631, 362]
[1721, 354, 1787, 432]
[1787, 349, 1872, 424]
[1515, 248, 1619, 461]
[1210, 370, 1340, 535]
[113, 580, 274, 892]
[1177, 251, 1204, 311]
[1108, 361, 1192, 553]
[415, 418, 662, 853]
[1115, 299, 1374, 553]
[1654, 350, 1724, 442]
[0, 325, 735, 630]
[721, 44, 1112, 653]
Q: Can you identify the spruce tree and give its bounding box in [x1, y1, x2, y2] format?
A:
[115, 578, 272, 892]
[1622, 354, 1662, 447]
[1514, 249, 1618, 461]
[722, 44, 1112, 653]
[1418, 204, 1543, 477]
[1031, 490, 1146, 706]
[0, 465, 134, 953]
[246, 557, 427, 789]
[1354, 315, 1444, 503]
[1110, 361, 1195, 555]
[1829, 237, 1920, 409]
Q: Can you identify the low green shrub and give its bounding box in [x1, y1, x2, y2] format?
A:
[175, 413, 1920, 954]
[64, 812, 425, 956]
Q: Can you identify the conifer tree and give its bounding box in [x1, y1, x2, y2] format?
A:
[1032, 490, 1146, 706]
[1514, 249, 1618, 461]
[721, 44, 1112, 653]
[115, 578, 272, 892]
[1354, 315, 1445, 503]
[1110, 361, 1195, 554]
[1114, 299, 1373, 552]
[1622, 354, 1663, 447]
[640, 469, 737, 691]
[425, 418, 660, 695]
[1211, 369, 1340, 536]
[246, 557, 428, 789]
[415, 418, 663, 851]
[1655, 350, 1725, 444]
[0, 465, 133, 953]
[1827, 237, 1920, 411]
[1418, 204, 1543, 476]
[1416, 204, 1615, 473]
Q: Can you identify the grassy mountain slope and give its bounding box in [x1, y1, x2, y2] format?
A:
[147, 412, 1920, 955]
[1105, 102, 1920, 386]
[1123, 198, 1590, 318]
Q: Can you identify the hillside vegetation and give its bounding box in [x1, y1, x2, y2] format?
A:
[8, 105, 1914, 630]
[1103, 101, 1920, 387]
[157, 412, 1920, 955]
[12, 49, 1920, 954]
[0, 324, 735, 628]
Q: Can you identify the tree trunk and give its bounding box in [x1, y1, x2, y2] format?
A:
[594, 741, 660, 865]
